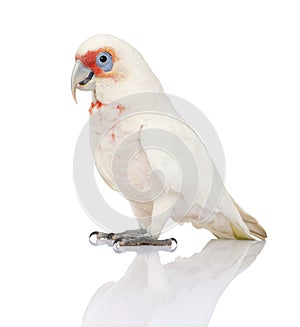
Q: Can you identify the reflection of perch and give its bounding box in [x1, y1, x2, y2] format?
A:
[82, 240, 265, 327]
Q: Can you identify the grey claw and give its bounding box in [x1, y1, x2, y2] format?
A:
[169, 238, 178, 252]
[89, 231, 100, 246]
[113, 238, 124, 253]
[89, 231, 110, 246]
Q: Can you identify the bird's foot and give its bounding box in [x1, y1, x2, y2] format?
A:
[89, 230, 177, 253]
[89, 228, 148, 246]
[113, 236, 177, 253]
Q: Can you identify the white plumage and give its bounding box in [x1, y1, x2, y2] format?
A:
[72, 34, 267, 240]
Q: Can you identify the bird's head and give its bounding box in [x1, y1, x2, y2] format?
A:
[71, 34, 162, 105]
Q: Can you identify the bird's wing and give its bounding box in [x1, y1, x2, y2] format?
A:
[138, 111, 253, 238]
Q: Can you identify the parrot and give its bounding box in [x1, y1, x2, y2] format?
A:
[71, 34, 267, 247]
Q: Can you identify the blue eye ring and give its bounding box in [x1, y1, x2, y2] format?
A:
[96, 51, 113, 72]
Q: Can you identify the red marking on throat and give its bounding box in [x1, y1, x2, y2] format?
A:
[89, 101, 103, 115]
[116, 104, 125, 112]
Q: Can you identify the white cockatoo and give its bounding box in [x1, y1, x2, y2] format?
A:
[71, 35, 267, 245]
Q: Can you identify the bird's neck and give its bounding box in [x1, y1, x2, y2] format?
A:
[93, 69, 164, 106]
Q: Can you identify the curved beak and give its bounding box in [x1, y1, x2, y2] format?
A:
[71, 60, 95, 103]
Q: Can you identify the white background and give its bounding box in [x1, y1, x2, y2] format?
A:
[0, 0, 299, 326]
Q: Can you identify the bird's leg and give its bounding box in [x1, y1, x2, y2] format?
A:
[89, 195, 177, 251]
[113, 195, 178, 252]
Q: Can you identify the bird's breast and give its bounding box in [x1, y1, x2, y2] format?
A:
[89, 104, 153, 194]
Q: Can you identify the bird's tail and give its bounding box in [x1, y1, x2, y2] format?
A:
[198, 195, 267, 240]
[232, 199, 267, 240]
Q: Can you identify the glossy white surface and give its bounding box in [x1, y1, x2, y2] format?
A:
[83, 240, 264, 327]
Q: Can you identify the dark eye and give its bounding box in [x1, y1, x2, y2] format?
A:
[99, 55, 107, 63]
[96, 51, 113, 72]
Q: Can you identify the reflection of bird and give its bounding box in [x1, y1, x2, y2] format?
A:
[71, 35, 267, 244]
[82, 240, 265, 327]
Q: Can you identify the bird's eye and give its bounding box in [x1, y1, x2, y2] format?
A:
[96, 51, 113, 72]
[99, 55, 107, 63]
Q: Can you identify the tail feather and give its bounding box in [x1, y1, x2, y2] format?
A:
[192, 194, 267, 240]
[233, 199, 267, 240]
